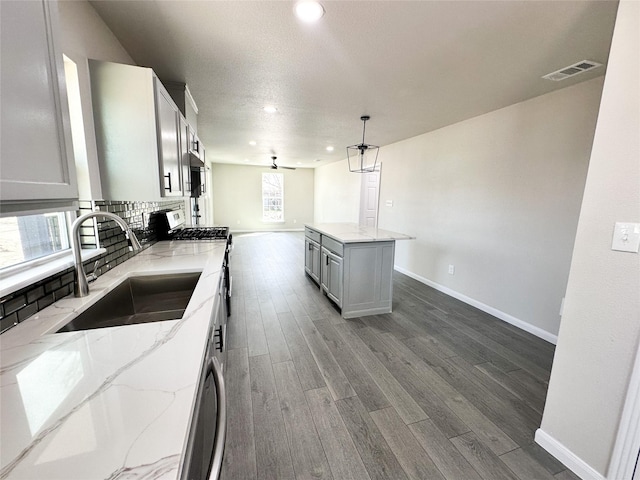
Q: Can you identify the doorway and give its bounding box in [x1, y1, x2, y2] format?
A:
[359, 166, 381, 227]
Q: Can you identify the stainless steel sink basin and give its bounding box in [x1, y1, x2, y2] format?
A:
[57, 272, 201, 332]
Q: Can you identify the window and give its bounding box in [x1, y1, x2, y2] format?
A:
[0, 213, 70, 270]
[262, 173, 284, 222]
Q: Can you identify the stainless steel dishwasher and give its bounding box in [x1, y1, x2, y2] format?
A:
[180, 273, 227, 480]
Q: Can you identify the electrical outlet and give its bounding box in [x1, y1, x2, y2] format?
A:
[293, 219, 297, 224]
[237, 220, 241, 225]
[448, 265, 455, 275]
[385, 200, 393, 207]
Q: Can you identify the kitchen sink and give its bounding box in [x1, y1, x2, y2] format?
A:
[56, 272, 201, 333]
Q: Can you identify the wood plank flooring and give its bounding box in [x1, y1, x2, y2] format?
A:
[220, 232, 578, 480]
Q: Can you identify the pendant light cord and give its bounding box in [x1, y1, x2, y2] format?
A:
[361, 117, 367, 146]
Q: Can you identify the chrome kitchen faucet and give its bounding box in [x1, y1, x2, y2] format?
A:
[71, 211, 142, 297]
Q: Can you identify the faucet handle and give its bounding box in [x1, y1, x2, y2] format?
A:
[86, 260, 100, 283]
[125, 231, 142, 250]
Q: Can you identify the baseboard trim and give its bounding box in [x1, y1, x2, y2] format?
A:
[393, 266, 558, 345]
[535, 429, 605, 480]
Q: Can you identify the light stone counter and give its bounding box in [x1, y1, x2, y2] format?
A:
[0, 241, 226, 480]
[305, 222, 414, 243]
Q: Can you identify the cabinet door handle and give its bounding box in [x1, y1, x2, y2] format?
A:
[164, 172, 172, 192]
[208, 357, 227, 480]
[326, 255, 329, 265]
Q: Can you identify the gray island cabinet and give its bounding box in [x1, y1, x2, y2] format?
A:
[304, 223, 413, 318]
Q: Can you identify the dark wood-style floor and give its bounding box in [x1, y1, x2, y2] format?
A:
[220, 232, 577, 480]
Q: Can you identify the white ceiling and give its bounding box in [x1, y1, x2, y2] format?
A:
[89, 0, 618, 169]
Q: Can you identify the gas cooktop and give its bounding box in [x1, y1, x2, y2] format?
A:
[158, 210, 230, 241]
[171, 226, 229, 240]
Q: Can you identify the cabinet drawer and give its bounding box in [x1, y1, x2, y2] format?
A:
[305, 227, 321, 243]
[321, 235, 344, 257]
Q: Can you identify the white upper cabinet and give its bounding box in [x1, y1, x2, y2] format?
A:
[89, 60, 184, 200]
[155, 82, 182, 197]
[179, 115, 190, 195]
[0, 0, 78, 210]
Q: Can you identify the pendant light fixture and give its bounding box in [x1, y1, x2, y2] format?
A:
[347, 115, 379, 173]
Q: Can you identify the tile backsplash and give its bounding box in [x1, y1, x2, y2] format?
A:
[77, 200, 184, 275]
[0, 199, 184, 333]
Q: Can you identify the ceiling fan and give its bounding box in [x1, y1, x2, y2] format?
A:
[271, 156, 296, 170]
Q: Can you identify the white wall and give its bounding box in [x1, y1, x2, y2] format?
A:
[314, 78, 604, 341]
[57, 0, 134, 200]
[313, 158, 361, 223]
[537, 1, 640, 477]
[211, 164, 314, 231]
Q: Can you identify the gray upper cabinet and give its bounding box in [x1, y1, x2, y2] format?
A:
[89, 60, 184, 200]
[0, 0, 78, 211]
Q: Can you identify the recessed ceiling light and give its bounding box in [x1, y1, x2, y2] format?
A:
[297, 162, 302, 165]
[244, 159, 250, 162]
[326, 146, 334, 152]
[295, 1, 324, 23]
[263, 105, 277, 113]
[249, 140, 257, 146]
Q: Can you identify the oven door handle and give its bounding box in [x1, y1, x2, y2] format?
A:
[207, 356, 226, 480]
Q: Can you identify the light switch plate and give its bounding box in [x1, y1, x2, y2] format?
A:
[611, 222, 640, 253]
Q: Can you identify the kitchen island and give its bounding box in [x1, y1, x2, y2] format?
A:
[304, 223, 413, 318]
[0, 241, 225, 480]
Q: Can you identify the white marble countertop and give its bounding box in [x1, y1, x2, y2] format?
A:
[305, 222, 414, 243]
[0, 241, 226, 480]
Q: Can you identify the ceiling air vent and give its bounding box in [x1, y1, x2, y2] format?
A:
[542, 60, 602, 81]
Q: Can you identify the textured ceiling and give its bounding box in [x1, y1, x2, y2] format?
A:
[89, 0, 618, 169]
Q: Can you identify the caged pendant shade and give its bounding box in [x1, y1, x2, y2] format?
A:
[347, 115, 379, 173]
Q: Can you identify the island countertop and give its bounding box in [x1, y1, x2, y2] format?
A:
[305, 222, 414, 243]
[0, 241, 226, 480]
